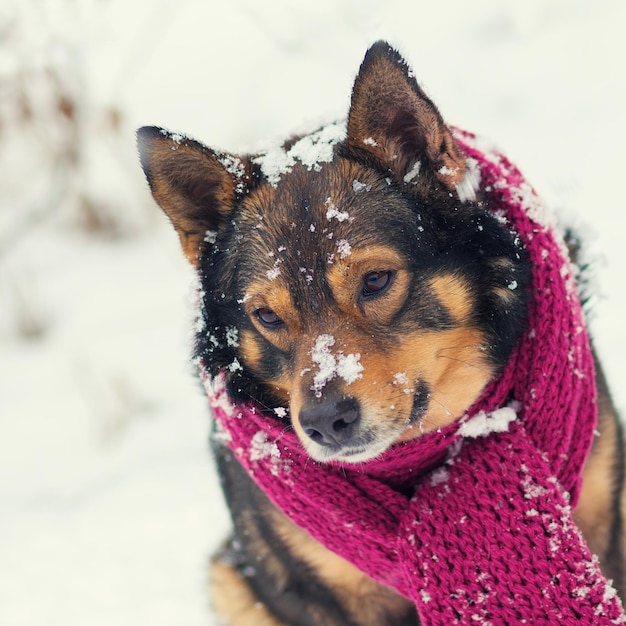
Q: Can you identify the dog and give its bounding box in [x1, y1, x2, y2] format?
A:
[137, 41, 626, 625]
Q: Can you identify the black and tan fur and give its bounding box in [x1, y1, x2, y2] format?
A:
[137, 41, 626, 625]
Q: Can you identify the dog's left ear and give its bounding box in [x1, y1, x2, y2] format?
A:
[137, 126, 249, 266]
[346, 41, 477, 201]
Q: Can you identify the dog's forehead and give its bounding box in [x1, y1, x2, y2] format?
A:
[236, 159, 414, 266]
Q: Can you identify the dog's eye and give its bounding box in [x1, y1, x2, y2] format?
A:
[255, 307, 284, 328]
[362, 271, 393, 297]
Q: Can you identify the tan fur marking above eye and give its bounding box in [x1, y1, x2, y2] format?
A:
[489, 258, 519, 304]
[492, 286, 518, 304]
[333, 245, 406, 270]
[428, 274, 474, 324]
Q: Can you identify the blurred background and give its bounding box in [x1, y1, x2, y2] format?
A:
[1, 1, 625, 624]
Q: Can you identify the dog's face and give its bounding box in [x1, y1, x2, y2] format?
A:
[138, 42, 530, 463]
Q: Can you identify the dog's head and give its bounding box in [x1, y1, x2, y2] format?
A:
[138, 41, 530, 463]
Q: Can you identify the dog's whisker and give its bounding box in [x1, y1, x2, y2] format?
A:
[273, 426, 292, 445]
[428, 395, 454, 418]
[435, 353, 492, 374]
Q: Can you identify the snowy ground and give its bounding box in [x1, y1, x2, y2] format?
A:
[2, 1, 626, 624]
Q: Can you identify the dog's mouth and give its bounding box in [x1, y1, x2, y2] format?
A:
[304, 435, 400, 464]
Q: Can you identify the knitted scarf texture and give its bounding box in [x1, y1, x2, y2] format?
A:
[202, 131, 626, 625]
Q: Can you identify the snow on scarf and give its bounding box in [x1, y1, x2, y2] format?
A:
[201, 130, 626, 625]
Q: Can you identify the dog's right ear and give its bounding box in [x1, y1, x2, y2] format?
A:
[137, 126, 246, 266]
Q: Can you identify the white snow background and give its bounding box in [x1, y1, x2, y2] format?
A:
[1, 1, 625, 624]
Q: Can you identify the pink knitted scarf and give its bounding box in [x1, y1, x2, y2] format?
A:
[202, 131, 626, 624]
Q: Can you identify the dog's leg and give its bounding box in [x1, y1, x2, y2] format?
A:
[575, 354, 626, 596]
[210, 550, 287, 626]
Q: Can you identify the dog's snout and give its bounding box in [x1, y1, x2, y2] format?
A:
[299, 397, 360, 447]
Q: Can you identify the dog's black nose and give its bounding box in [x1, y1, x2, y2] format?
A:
[299, 396, 360, 447]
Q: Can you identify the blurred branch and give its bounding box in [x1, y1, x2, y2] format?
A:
[0, 266, 47, 340]
[0, 1, 157, 263]
[0, 159, 71, 260]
